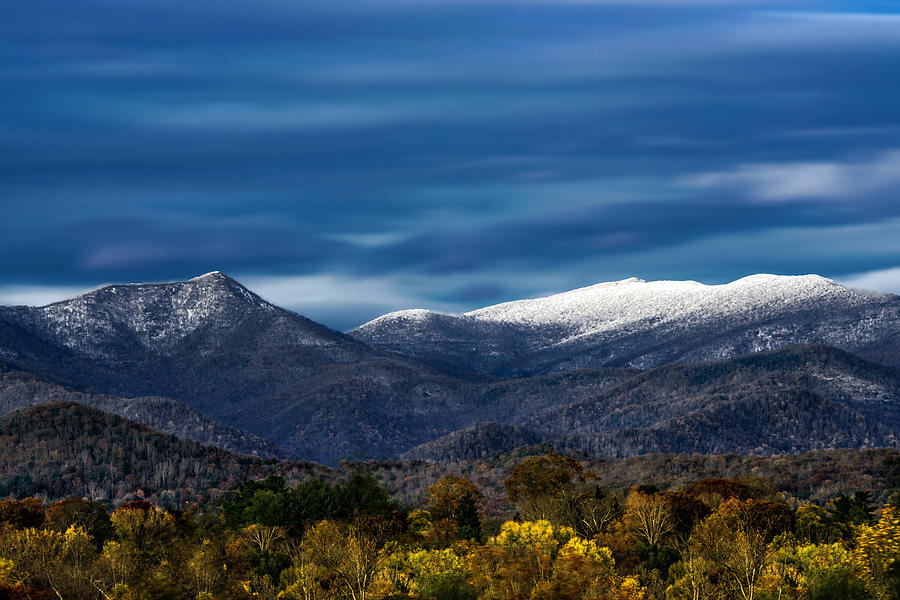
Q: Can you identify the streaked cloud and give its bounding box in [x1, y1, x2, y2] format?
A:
[680, 150, 900, 202]
[839, 267, 900, 296]
[239, 273, 468, 329]
[2, 0, 900, 327]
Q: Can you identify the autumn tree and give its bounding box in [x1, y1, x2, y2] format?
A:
[683, 479, 754, 508]
[853, 505, 900, 598]
[623, 490, 675, 547]
[0, 498, 45, 529]
[623, 489, 701, 578]
[692, 498, 794, 600]
[377, 547, 476, 599]
[299, 517, 396, 600]
[427, 476, 486, 521]
[472, 520, 576, 599]
[795, 504, 847, 544]
[505, 453, 587, 509]
[666, 541, 716, 600]
[504, 452, 608, 536]
[110, 502, 177, 559]
[44, 497, 114, 549]
[242, 523, 290, 590]
[0, 526, 96, 600]
[472, 520, 641, 600]
[186, 539, 228, 599]
[426, 475, 486, 541]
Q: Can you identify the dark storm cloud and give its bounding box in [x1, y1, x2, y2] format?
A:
[3, 0, 900, 325]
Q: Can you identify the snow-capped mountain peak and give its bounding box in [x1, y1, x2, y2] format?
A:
[190, 270, 226, 280]
[351, 274, 899, 375]
[0, 272, 282, 358]
[463, 273, 852, 333]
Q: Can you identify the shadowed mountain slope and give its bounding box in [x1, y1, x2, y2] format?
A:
[0, 273, 487, 463]
[403, 345, 900, 461]
[1, 274, 897, 464]
[0, 361, 293, 459]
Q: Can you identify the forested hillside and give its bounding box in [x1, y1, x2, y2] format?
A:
[0, 361, 293, 458]
[0, 403, 326, 504]
[2, 402, 898, 515]
[403, 346, 900, 461]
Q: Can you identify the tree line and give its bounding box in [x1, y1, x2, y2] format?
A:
[1, 453, 898, 600]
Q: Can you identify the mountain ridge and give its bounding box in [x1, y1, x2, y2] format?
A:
[0, 272, 486, 463]
[1, 272, 897, 464]
[351, 274, 900, 375]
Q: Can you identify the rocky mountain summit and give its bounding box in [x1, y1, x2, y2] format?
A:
[0, 273, 473, 463]
[0, 271, 342, 361]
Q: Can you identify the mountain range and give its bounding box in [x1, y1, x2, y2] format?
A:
[0, 271, 897, 464]
[351, 274, 900, 375]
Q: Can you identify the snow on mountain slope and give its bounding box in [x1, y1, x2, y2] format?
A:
[467, 274, 861, 338]
[0, 271, 343, 360]
[0, 273, 478, 463]
[351, 274, 900, 375]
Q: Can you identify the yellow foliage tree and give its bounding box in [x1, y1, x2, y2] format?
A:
[472, 520, 633, 600]
[853, 505, 900, 593]
[0, 525, 96, 600]
[758, 542, 854, 599]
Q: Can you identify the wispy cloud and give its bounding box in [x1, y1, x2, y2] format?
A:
[679, 150, 900, 202]
[143, 103, 414, 131]
[729, 11, 900, 49]
[3, 0, 900, 326]
[838, 266, 900, 295]
[238, 273, 468, 329]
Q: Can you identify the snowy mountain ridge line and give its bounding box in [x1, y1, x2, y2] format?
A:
[351, 273, 900, 375]
[1, 271, 896, 370]
[357, 274, 881, 334]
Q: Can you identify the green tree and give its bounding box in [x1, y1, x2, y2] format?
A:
[830, 491, 876, 526]
[807, 569, 873, 600]
[455, 491, 482, 541]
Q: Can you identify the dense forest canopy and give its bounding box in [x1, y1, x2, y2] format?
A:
[0, 453, 898, 600]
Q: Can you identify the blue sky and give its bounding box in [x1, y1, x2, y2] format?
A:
[2, 0, 900, 329]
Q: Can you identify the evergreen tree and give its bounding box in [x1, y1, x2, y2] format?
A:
[454, 491, 481, 541]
